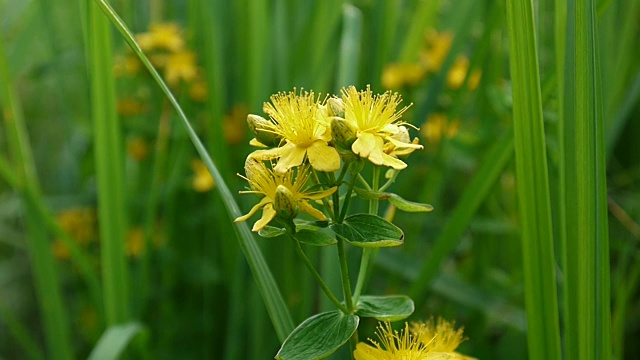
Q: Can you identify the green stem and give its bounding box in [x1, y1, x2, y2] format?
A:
[356, 173, 372, 190]
[312, 169, 336, 220]
[291, 236, 348, 313]
[352, 166, 381, 304]
[338, 165, 357, 223]
[336, 238, 354, 312]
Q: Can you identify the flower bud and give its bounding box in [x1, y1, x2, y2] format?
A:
[392, 125, 411, 144]
[327, 98, 345, 118]
[247, 114, 281, 147]
[330, 117, 358, 149]
[274, 185, 298, 220]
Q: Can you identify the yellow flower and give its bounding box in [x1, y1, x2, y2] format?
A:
[421, 113, 460, 148]
[355, 319, 472, 360]
[447, 56, 482, 91]
[136, 23, 185, 52]
[223, 105, 249, 145]
[412, 318, 473, 359]
[235, 159, 336, 232]
[117, 97, 147, 117]
[189, 79, 208, 102]
[249, 90, 341, 173]
[52, 240, 70, 261]
[125, 228, 145, 257]
[421, 30, 453, 73]
[191, 159, 215, 192]
[341, 85, 423, 170]
[353, 322, 432, 360]
[164, 50, 198, 86]
[57, 207, 97, 246]
[381, 63, 425, 89]
[126, 136, 149, 161]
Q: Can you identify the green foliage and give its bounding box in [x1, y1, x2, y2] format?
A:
[355, 295, 415, 322]
[275, 311, 359, 360]
[88, 323, 144, 360]
[331, 214, 404, 248]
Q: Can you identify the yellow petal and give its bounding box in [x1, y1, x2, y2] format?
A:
[353, 343, 383, 360]
[252, 204, 277, 231]
[249, 138, 268, 148]
[298, 200, 327, 220]
[250, 146, 283, 161]
[380, 152, 408, 170]
[305, 186, 337, 200]
[307, 141, 341, 172]
[352, 132, 380, 158]
[388, 136, 424, 150]
[274, 143, 306, 173]
[235, 197, 270, 222]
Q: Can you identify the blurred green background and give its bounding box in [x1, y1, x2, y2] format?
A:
[0, 0, 638, 358]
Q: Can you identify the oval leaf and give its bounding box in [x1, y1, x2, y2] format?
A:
[353, 188, 433, 212]
[330, 214, 404, 248]
[388, 194, 434, 212]
[293, 229, 337, 246]
[259, 226, 287, 238]
[276, 311, 359, 360]
[356, 295, 415, 321]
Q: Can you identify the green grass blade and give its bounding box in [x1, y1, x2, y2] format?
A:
[0, 34, 73, 360]
[92, 0, 294, 341]
[562, 0, 611, 358]
[398, 0, 440, 62]
[88, 322, 144, 360]
[409, 134, 514, 304]
[335, 4, 362, 90]
[505, 0, 562, 358]
[0, 300, 46, 360]
[87, 0, 130, 325]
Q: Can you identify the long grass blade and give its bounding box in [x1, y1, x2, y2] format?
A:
[92, 0, 294, 341]
[562, 0, 611, 358]
[505, 0, 562, 358]
[335, 4, 362, 90]
[87, 0, 130, 325]
[0, 34, 73, 360]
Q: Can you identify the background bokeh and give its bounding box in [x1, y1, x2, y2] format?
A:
[0, 0, 638, 358]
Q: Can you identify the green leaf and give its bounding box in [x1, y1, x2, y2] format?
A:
[293, 229, 337, 247]
[258, 226, 287, 238]
[88, 323, 144, 360]
[275, 311, 359, 360]
[353, 188, 433, 213]
[330, 214, 404, 248]
[356, 295, 415, 321]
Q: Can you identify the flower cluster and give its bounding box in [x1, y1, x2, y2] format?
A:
[235, 86, 422, 231]
[354, 318, 473, 360]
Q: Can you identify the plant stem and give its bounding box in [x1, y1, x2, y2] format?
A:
[352, 166, 381, 304]
[338, 165, 357, 223]
[291, 236, 348, 313]
[336, 238, 354, 312]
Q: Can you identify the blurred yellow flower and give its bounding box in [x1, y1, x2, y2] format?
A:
[164, 50, 198, 86]
[223, 105, 248, 145]
[447, 56, 482, 91]
[189, 79, 208, 102]
[249, 90, 340, 173]
[421, 113, 460, 147]
[191, 159, 215, 192]
[421, 30, 453, 73]
[341, 85, 422, 170]
[117, 97, 147, 117]
[136, 23, 185, 52]
[381, 63, 425, 89]
[235, 159, 336, 232]
[126, 136, 149, 161]
[125, 228, 145, 257]
[56, 207, 96, 246]
[52, 240, 70, 261]
[114, 54, 142, 77]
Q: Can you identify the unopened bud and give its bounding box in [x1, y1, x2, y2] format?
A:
[327, 98, 345, 118]
[247, 114, 281, 147]
[274, 185, 298, 220]
[330, 117, 358, 149]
